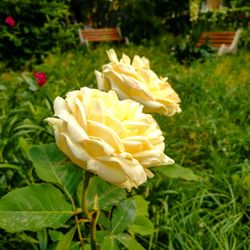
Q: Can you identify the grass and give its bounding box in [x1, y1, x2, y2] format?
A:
[0, 44, 250, 249]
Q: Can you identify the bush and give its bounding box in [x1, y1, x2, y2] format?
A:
[0, 0, 79, 69]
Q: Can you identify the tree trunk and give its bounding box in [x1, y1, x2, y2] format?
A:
[207, 0, 220, 10]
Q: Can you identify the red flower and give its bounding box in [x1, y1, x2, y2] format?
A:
[34, 71, 47, 87]
[4, 16, 16, 27]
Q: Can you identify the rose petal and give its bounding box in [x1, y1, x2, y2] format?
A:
[97, 154, 147, 188]
[107, 49, 119, 62]
[95, 70, 110, 91]
[87, 120, 125, 153]
[134, 150, 174, 167]
[86, 159, 129, 188]
[83, 138, 115, 158]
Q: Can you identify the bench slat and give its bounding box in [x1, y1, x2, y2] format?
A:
[196, 31, 239, 49]
[79, 27, 127, 47]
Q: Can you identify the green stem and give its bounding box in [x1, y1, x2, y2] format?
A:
[82, 171, 92, 220]
[82, 171, 99, 250]
[75, 214, 84, 250]
[90, 210, 100, 250]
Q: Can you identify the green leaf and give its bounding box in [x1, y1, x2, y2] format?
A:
[129, 216, 154, 236]
[98, 212, 111, 230]
[87, 177, 126, 211]
[115, 233, 145, 250]
[47, 241, 80, 250]
[0, 85, 7, 91]
[133, 195, 149, 217]
[49, 230, 64, 242]
[55, 226, 76, 250]
[37, 228, 48, 250]
[0, 184, 73, 233]
[21, 72, 37, 91]
[156, 164, 200, 181]
[111, 198, 137, 235]
[29, 143, 83, 197]
[70, 241, 81, 250]
[96, 230, 110, 245]
[83, 244, 91, 250]
[101, 236, 120, 250]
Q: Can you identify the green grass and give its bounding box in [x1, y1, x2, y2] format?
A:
[0, 45, 250, 249]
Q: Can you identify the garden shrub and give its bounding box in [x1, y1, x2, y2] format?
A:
[0, 0, 79, 69]
[196, 7, 250, 31]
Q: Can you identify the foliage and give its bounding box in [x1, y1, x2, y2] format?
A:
[0, 0, 79, 69]
[238, 27, 250, 49]
[196, 7, 250, 31]
[70, 0, 190, 43]
[0, 45, 250, 249]
[170, 34, 216, 64]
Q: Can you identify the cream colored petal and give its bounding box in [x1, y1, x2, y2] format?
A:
[107, 49, 119, 62]
[97, 154, 147, 188]
[134, 150, 174, 167]
[61, 133, 91, 164]
[132, 55, 144, 69]
[54, 97, 71, 118]
[87, 120, 125, 153]
[162, 76, 168, 82]
[45, 118, 67, 145]
[103, 114, 128, 137]
[141, 57, 150, 69]
[86, 99, 104, 123]
[95, 70, 110, 91]
[74, 98, 87, 129]
[119, 75, 153, 99]
[141, 100, 168, 115]
[110, 86, 131, 103]
[106, 89, 119, 102]
[123, 140, 143, 154]
[147, 129, 164, 140]
[121, 53, 131, 65]
[65, 114, 89, 143]
[45, 117, 63, 129]
[153, 142, 165, 151]
[52, 129, 89, 169]
[83, 138, 115, 158]
[155, 99, 181, 116]
[154, 83, 181, 103]
[104, 70, 153, 101]
[86, 159, 129, 188]
[120, 99, 143, 116]
[112, 64, 139, 79]
[144, 168, 154, 178]
[123, 136, 153, 150]
[123, 121, 150, 132]
[65, 90, 81, 115]
[139, 71, 160, 89]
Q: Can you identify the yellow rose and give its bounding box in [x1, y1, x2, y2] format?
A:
[95, 49, 181, 116]
[45, 87, 174, 190]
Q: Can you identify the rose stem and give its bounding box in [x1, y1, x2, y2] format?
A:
[82, 171, 92, 220]
[90, 210, 100, 250]
[82, 171, 99, 250]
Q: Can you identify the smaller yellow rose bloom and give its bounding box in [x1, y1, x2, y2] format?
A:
[95, 49, 181, 116]
[45, 87, 174, 190]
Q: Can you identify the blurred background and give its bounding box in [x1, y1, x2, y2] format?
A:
[1, 0, 250, 68]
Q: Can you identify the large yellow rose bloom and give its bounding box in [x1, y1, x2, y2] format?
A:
[45, 87, 174, 190]
[95, 49, 181, 116]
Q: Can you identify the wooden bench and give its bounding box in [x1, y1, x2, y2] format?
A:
[196, 29, 241, 56]
[78, 27, 129, 47]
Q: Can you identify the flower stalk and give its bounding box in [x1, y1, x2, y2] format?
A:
[82, 171, 99, 250]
